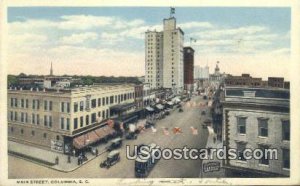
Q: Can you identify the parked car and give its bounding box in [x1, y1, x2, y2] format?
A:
[178, 108, 183, 112]
[126, 131, 138, 140]
[100, 150, 120, 169]
[106, 138, 122, 152]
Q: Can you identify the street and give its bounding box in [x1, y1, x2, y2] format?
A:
[8, 95, 209, 178]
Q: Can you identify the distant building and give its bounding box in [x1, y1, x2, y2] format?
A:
[194, 65, 209, 80]
[183, 47, 194, 94]
[8, 84, 136, 153]
[225, 74, 290, 89]
[145, 15, 184, 93]
[209, 61, 225, 89]
[221, 86, 290, 177]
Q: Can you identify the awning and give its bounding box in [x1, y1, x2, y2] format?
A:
[110, 102, 136, 112]
[155, 104, 164, 110]
[145, 106, 154, 112]
[73, 125, 115, 149]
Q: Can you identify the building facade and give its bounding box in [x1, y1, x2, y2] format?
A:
[183, 47, 194, 94]
[145, 16, 184, 93]
[222, 86, 290, 177]
[8, 84, 135, 153]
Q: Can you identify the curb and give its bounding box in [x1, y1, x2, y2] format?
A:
[9, 149, 107, 173]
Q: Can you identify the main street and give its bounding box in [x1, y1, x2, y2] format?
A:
[9, 95, 209, 178]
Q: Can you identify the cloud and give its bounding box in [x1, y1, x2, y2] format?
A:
[7, 13, 290, 78]
[59, 32, 98, 45]
[179, 21, 214, 29]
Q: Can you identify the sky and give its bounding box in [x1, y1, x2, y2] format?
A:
[7, 7, 291, 80]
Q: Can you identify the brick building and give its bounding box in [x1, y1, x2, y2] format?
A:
[183, 47, 194, 94]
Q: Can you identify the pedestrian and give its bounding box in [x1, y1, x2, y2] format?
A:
[67, 155, 71, 163]
[55, 156, 59, 165]
[72, 149, 76, 157]
[77, 157, 80, 165]
[96, 149, 99, 156]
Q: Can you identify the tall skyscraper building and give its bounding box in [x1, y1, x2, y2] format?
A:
[145, 15, 184, 93]
[145, 31, 163, 89]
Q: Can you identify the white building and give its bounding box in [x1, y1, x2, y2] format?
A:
[145, 16, 184, 93]
[194, 65, 209, 80]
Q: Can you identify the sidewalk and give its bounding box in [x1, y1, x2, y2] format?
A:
[8, 140, 107, 172]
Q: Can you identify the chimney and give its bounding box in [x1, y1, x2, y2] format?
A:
[36, 88, 39, 92]
[43, 88, 46, 92]
[9, 87, 12, 90]
[56, 88, 60, 93]
[30, 88, 33, 91]
[20, 87, 23, 91]
[15, 87, 17, 90]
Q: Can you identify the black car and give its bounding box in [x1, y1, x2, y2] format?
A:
[126, 132, 138, 140]
[106, 138, 122, 152]
[100, 150, 120, 169]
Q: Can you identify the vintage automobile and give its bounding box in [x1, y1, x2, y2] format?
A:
[126, 131, 138, 140]
[100, 150, 120, 169]
[106, 137, 122, 152]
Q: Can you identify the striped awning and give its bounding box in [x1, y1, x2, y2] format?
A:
[73, 125, 115, 149]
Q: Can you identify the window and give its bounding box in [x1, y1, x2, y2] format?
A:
[91, 113, 96, 123]
[43, 133, 47, 139]
[56, 135, 60, 141]
[237, 117, 246, 134]
[37, 100, 40, 110]
[110, 96, 114, 104]
[10, 127, 14, 133]
[106, 97, 109, 105]
[67, 103, 70, 113]
[49, 116, 52, 128]
[74, 102, 78, 112]
[61, 118, 65, 129]
[102, 111, 105, 119]
[32, 113, 35, 124]
[21, 112, 24, 123]
[61, 102, 65, 112]
[20, 129, 24, 134]
[10, 111, 13, 121]
[10, 98, 13, 107]
[49, 101, 52, 111]
[236, 142, 246, 161]
[44, 115, 47, 126]
[14, 98, 18, 107]
[98, 98, 101, 107]
[21, 99, 24, 108]
[91, 99, 97, 108]
[74, 118, 78, 130]
[25, 113, 28, 123]
[25, 99, 29, 108]
[282, 120, 290, 141]
[44, 100, 48, 111]
[80, 116, 84, 127]
[66, 118, 70, 130]
[31, 130, 35, 136]
[259, 145, 269, 165]
[282, 149, 290, 169]
[258, 118, 268, 137]
[32, 100, 36, 109]
[80, 101, 84, 111]
[106, 109, 109, 118]
[86, 115, 89, 125]
[102, 98, 105, 106]
[37, 114, 40, 125]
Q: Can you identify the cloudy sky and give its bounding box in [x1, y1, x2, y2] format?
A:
[7, 7, 290, 79]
